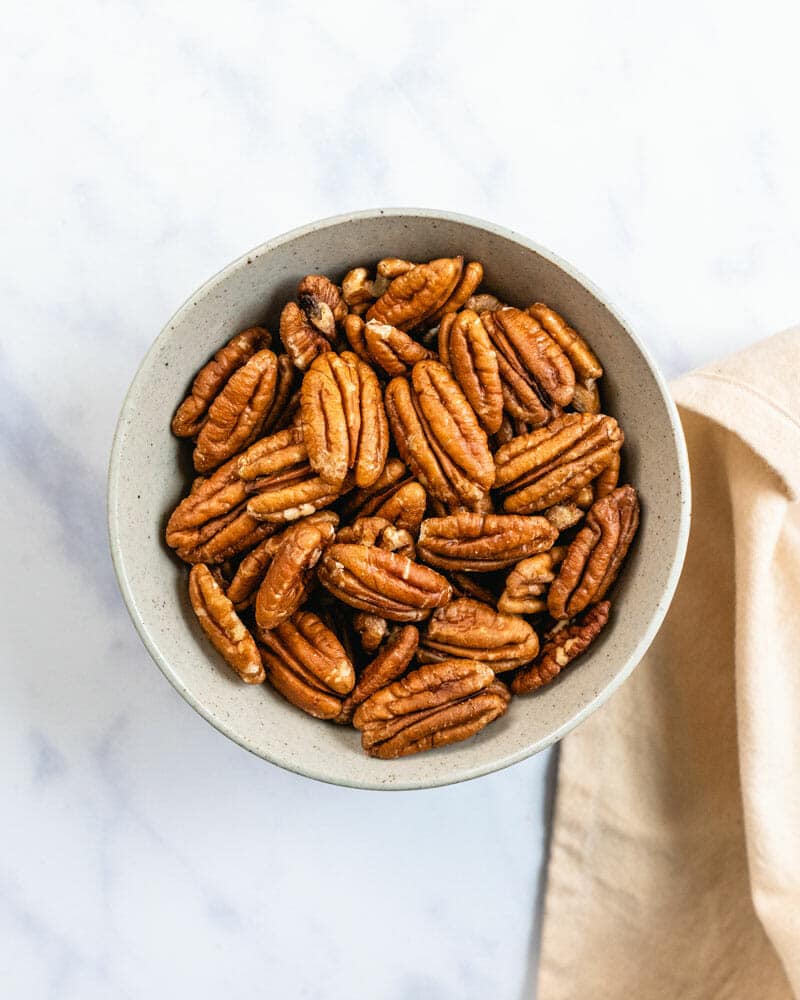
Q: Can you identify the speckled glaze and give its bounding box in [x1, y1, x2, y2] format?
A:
[107, 209, 690, 790]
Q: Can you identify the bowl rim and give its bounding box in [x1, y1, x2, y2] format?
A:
[107, 206, 691, 790]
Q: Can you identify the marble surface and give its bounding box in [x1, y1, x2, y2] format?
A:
[2, 2, 798, 997]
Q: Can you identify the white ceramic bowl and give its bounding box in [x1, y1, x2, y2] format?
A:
[108, 208, 690, 790]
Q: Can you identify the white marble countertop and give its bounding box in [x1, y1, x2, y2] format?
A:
[3, 2, 798, 997]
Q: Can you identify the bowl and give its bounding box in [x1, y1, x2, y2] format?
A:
[108, 208, 690, 790]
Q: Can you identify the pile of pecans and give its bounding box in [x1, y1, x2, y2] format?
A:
[166, 256, 640, 760]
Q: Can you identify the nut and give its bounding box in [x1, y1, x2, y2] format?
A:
[512, 601, 610, 693]
[371, 480, 428, 535]
[497, 547, 566, 615]
[419, 598, 540, 672]
[297, 274, 346, 340]
[367, 257, 464, 331]
[417, 512, 558, 571]
[337, 624, 419, 724]
[594, 450, 621, 499]
[225, 533, 284, 610]
[280, 301, 331, 371]
[260, 610, 355, 719]
[317, 543, 452, 622]
[261, 354, 297, 436]
[188, 564, 264, 683]
[465, 293, 506, 312]
[542, 503, 585, 532]
[336, 516, 416, 559]
[377, 257, 415, 279]
[447, 571, 498, 607]
[343, 314, 370, 360]
[363, 318, 434, 376]
[352, 612, 389, 653]
[171, 327, 270, 438]
[438, 309, 503, 434]
[353, 659, 509, 759]
[527, 303, 603, 381]
[494, 412, 624, 513]
[338, 458, 409, 521]
[548, 486, 639, 619]
[427, 261, 484, 325]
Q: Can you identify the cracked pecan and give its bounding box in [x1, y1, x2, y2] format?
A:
[297, 275, 346, 340]
[481, 307, 575, 422]
[438, 309, 503, 434]
[301, 350, 389, 488]
[336, 516, 416, 559]
[317, 543, 452, 622]
[353, 659, 509, 759]
[188, 564, 264, 683]
[419, 598, 539, 672]
[512, 601, 611, 693]
[367, 257, 463, 331]
[497, 547, 567, 615]
[254, 513, 338, 631]
[543, 503, 585, 532]
[417, 512, 558, 572]
[427, 261, 484, 325]
[337, 624, 419, 724]
[363, 318, 434, 376]
[494, 412, 624, 514]
[466, 293, 506, 312]
[548, 486, 640, 619]
[280, 301, 331, 371]
[353, 612, 389, 653]
[171, 327, 270, 438]
[386, 361, 495, 507]
[260, 610, 355, 719]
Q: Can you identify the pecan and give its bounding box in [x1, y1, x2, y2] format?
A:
[427, 261, 484, 325]
[419, 598, 539, 672]
[341, 267, 383, 313]
[297, 275, 346, 340]
[337, 625, 419, 724]
[254, 513, 338, 630]
[192, 349, 279, 472]
[338, 458, 409, 521]
[573, 483, 595, 509]
[363, 319, 433, 376]
[317, 543, 452, 622]
[225, 534, 284, 610]
[353, 659, 509, 759]
[261, 354, 296, 435]
[343, 314, 370, 360]
[527, 303, 603, 381]
[497, 547, 566, 615]
[548, 486, 640, 619]
[188, 564, 264, 683]
[465, 293, 506, 312]
[371, 480, 427, 535]
[280, 301, 331, 371]
[543, 503, 584, 532]
[260, 611, 355, 719]
[438, 310, 503, 434]
[385, 361, 495, 506]
[171, 327, 270, 438]
[594, 451, 621, 499]
[367, 257, 463, 331]
[571, 380, 602, 414]
[353, 612, 389, 653]
[417, 512, 558, 572]
[512, 601, 610, 693]
[300, 350, 389, 488]
[377, 258, 415, 279]
[494, 412, 624, 514]
[481, 307, 575, 421]
[336, 516, 416, 559]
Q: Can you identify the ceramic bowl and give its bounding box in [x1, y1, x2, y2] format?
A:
[108, 208, 690, 790]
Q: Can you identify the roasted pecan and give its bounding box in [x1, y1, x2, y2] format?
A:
[367, 257, 463, 331]
[497, 547, 566, 615]
[343, 314, 370, 360]
[337, 624, 419, 724]
[573, 483, 595, 509]
[363, 319, 433, 376]
[192, 349, 279, 472]
[417, 512, 558, 572]
[594, 451, 621, 499]
[427, 261, 484, 325]
[527, 303, 602, 381]
[280, 301, 331, 371]
[338, 458, 409, 521]
[377, 258, 415, 279]
[188, 564, 264, 683]
[512, 601, 610, 693]
[341, 267, 384, 313]
[225, 534, 284, 610]
[336, 516, 416, 559]
[260, 610, 355, 719]
[297, 275, 346, 340]
[352, 612, 389, 653]
[465, 293, 506, 313]
[254, 513, 338, 630]
[317, 543, 452, 622]
[300, 350, 389, 488]
[261, 354, 296, 435]
[494, 412, 624, 513]
[438, 309, 503, 434]
[419, 598, 539, 672]
[371, 480, 427, 535]
[481, 307, 575, 422]
[548, 486, 640, 619]
[543, 503, 584, 532]
[353, 659, 509, 759]
[571, 380, 602, 414]
[385, 361, 495, 507]
[171, 327, 270, 438]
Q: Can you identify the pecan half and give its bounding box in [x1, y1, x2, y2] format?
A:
[494, 412, 624, 513]
[594, 450, 621, 499]
[336, 516, 416, 559]
[363, 319, 433, 376]
[367, 257, 463, 331]
[527, 303, 603, 381]
[548, 486, 640, 619]
[297, 275, 346, 340]
[192, 349, 279, 472]
[171, 327, 270, 438]
[438, 309, 503, 434]
[261, 354, 297, 435]
[260, 610, 355, 719]
[427, 261, 484, 325]
[353, 659, 509, 759]
[481, 307, 575, 421]
[343, 314, 370, 360]
[225, 534, 284, 610]
[352, 612, 389, 653]
[417, 512, 558, 572]
[254, 513, 338, 630]
[371, 480, 427, 535]
[337, 624, 419, 724]
[497, 547, 566, 615]
[512, 601, 610, 693]
[301, 350, 389, 488]
[419, 598, 539, 672]
[317, 543, 452, 622]
[377, 257, 415, 279]
[188, 564, 264, 683]
[338, 458, 409, 521]
[280, 301, 331, 371]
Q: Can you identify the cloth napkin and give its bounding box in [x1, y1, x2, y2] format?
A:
[537, 327, 800, 999]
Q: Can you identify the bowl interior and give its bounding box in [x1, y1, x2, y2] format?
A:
[108, 209, 689, 789]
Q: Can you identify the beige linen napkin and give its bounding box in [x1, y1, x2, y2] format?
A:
[537, 327, 800, 999]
